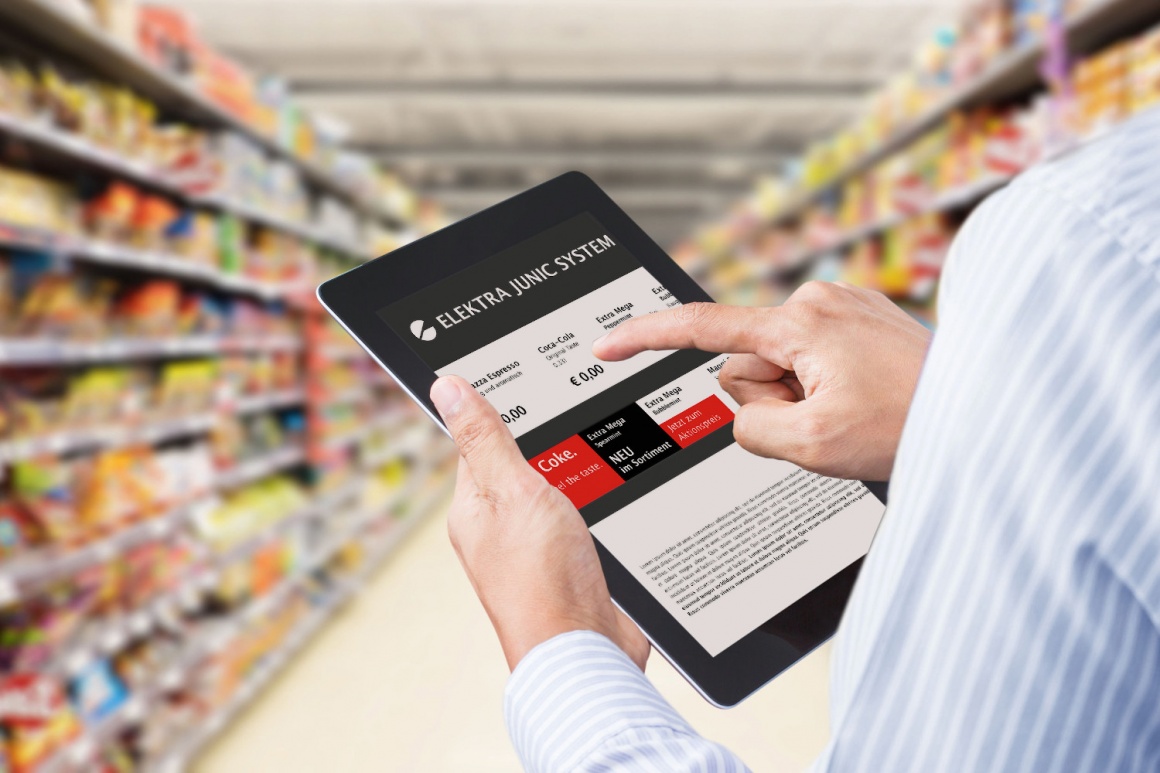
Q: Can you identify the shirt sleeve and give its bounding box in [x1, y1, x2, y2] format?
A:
[504, 630, 752, 772]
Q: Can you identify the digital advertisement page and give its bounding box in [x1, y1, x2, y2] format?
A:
[379, 213, 885, 656]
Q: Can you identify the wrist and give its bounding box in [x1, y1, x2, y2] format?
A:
[500, 611, 619, 670]
[493, 605, 624, 671]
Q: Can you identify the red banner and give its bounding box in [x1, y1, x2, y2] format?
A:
[529, 435, 624, 508]
[660, 395, 734, 448]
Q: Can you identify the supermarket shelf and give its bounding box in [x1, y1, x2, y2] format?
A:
[154, 478, 454, 772]
[149, 597, 341, 773]
[215, 444, 306, 490]
[0, 113, 371, 260]
[361, 422, 437, 469]
[210, 481, 361, 570]
[70, 240, 308, 301]
[0, 111, 168, 194]
[317, 344, 371, 362]
[194, 194, 369, 259]
[767, 0, 1160, 226]
[0, 0, 380, 219]
[50, 476, 373, 681]
[348, 478, 456, 588]
[317, 410, 418, 452]
[0, 390, 305, 464]
[0, 220, 310, 302]
[35, 462, 453, 773]
[0, 413, 216, 463]
[321, 384, 375, 405]
[770, 173, 1013, 276]
[0, 498, 211, 607]
[232, 388, 307, 415]
[38, 690, 152, 773]
[0, 335, 302, 365]
[0, 420, 429, 615]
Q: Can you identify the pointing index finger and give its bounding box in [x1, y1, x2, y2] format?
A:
[593, 302, 781, 361]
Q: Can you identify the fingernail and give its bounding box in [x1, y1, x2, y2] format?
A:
[593, 333, 609, 349]
[430, 377, 464, 418]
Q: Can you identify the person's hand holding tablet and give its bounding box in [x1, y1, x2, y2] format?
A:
[431, 374, 651, 673]
[432, 280, 930, 672]
[322, 172, 899, 705]
[594, 282, 931, 481]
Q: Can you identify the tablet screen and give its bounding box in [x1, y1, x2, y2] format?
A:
[378, 212, 885, 656]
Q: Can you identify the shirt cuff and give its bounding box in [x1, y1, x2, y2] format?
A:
[504, 630, 702, 772]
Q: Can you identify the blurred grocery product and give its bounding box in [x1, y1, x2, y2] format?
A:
[0, 2, 455, 770]
[680, 3, 1160, 323]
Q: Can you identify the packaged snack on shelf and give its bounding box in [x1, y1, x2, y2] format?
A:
[0, 370, 61, 440]
[154, 360, 217, 415]
[154, 444, 215, 503]
[89, 0, 140, 48]
[59, 368, 126, 428]
[11, 458, 83, 546]
[20, 273, 113, 338]
[69, 658, 129, 725]
[196, 473, 306, 551]
[0, 168, 77, 235]
[114, 279, 182, 337]
[1073, 40, 1133, 135]
[80, 448, 167, 529]
[0, 501, 37, 559]
[136, 4, 207, 84]
[114, 628, 183, 693]
[1130, 25, 1160, 113]
[217, 351, 298, 398]
[0, 59, 37, 119]
[129, 194, 180, 251]
[5, 698, 80, 773]
[84, 181, 138, 243]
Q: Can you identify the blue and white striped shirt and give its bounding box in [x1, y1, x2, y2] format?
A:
[504, 106, 1160, 772]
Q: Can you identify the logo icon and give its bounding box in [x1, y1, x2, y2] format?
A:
[410, 320, 437, 341]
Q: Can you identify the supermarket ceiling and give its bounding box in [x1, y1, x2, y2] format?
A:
[167, 0, 966, 243]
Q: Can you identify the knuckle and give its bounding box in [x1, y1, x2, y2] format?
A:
[732, 405, 758, 446]
[452, 415, 493, 458]
[793, 281, 842, 312]
[796, 280, 832, 300]
[796, 410, 829, 442]
[789, 283, 844, 324]
[475, 486, 504, 516]
[791, 412, 831, 466]
[719, 358, 741, 385]
[525, 479, 561, 511]
[676, 302, 727, 349]
[675, 301, 714, 330]
[787, 298, 823, 328]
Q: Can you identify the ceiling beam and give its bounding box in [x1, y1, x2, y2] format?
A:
[427, 184, 745, 212]
[292, 78, 872, 100]
[361, 146, 794, 170]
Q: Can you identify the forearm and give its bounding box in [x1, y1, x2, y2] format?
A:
[506, 631, 751, 773]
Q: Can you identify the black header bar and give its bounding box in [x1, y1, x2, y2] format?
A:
[378, 212, 640, 370]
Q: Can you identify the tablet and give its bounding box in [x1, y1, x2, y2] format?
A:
[319, 172, 887, 707]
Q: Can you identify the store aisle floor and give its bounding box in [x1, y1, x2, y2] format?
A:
[197, 495, 832, 772]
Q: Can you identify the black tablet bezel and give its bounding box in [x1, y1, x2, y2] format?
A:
[318, 171, 886, 707]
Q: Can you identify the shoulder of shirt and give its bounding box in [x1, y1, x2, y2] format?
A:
[1003, 108, 1160, 268]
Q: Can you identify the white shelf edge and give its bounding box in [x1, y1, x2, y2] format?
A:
[146, 470, 452, 771]
[764, 0, 1157, 226]
[767, 172, 1014, 278]
[0, 0, 388, 220]
[0, 334, 302, 365]
[0, 113, 372, 259]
